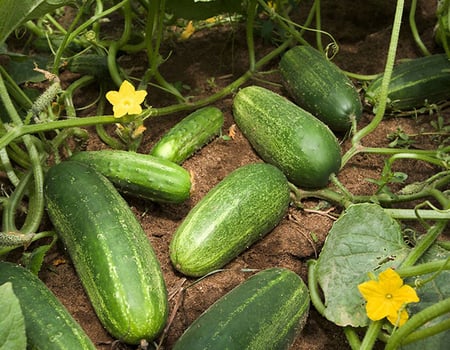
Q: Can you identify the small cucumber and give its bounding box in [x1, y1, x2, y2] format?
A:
[279, 45, 362, 132]
[150, 106, 224, 164]
[70, 150, 191, 203]
[172, 267, 310, 350]
[0, 261, 96, 350]
[44, 161, 168, 344]
[170, 163, 291, 277]
[365, 54, 450, 111]
[65, 54, 110, 79]
[233, 85, 342, 189]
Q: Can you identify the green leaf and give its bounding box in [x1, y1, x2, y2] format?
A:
[401, 244, 450, 349]
[166, 0, 243, 20]
[0, 0, 72, 44]
[21, 243, 53, 275]
[315, 203, 410, 327]
[0, 282, 26, 350]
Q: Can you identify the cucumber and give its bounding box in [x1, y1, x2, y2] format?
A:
[172, 267, 310, 349]
[65, 54, 110, 79]
[365, 54, 450, 111]
[44, 161, 168, 344]
[170, 163, 291, 277]
[70, 150, 191, 203]
[150, 106, 224, 164]
[233, 85, 341, 189]
[0, 261, 96, 350]
[279, 45, 362, 132]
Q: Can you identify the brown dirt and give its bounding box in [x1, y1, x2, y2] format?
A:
[6, 1, 449, 349]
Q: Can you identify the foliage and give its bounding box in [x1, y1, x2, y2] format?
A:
[0, 0, 449, 349]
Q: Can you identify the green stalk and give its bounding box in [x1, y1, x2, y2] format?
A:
[307, 260, 326, 316]
[400, 221, 448, 268]
[0, 73, 45, 235]
[246, 0, 258, 72]
[359, 320, 382, 350]
[343, 327, 361, 350]
[314, 0, 323, 52]
[408, 0, 431, 56]
[52, 0, 129, 74]
[107, 0, 132, 86]
[342, 0, 405, 166]
[397, 259, 450, 278]
[385, 298, 450, 349]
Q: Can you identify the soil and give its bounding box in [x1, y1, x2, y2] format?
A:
[4, 1, 449, 349]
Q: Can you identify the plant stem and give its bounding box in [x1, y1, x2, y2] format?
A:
[385, 298, 450, 349]
[342, 0, 405, 166]
[360, 320, 382, 350]
[409, 0, 431, 56]
[397, 259, 450, 278]
[400, 220, 448, 268]
[307, 260, 326, 316]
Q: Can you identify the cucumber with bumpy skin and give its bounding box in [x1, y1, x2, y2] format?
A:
[44, 161, 168, 344]
[170, 163, 291, 277]
[150, 106, 224, 164]
[0, 261, 97, 350]
[365, 54, 450, 111]
[70, 150, 191, 203]
[233, 85, 341, 189]
[172, 267, 310, 350]
[279, 45, 362, 132]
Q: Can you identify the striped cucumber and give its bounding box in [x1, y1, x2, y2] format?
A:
[0, 261, 96, 350]
[233, 85, 341, 189]
[365, 54, 450, 111]
[150, 106, 224, 164]
[279, 45, 362, 132]
[44, 161, 168, 344]
[70, 150, 191, 203]
[172, 267, 310, 349]
[170, 163, 291, 277]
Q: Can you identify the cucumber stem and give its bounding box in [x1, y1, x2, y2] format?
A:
[342, 0, 405, 166]
[408, 0, 431, 56]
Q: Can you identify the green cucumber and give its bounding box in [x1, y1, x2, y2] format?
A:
[70, 150, 191, 203]
[44, 161, 168, 344]
[233, 85, 341, 189]
[172, 267, 310, 349]
[170, 163, 291, 277]
[365, 54, 450, 111]
[0, 261, 96, 350]
[279, 45, 362, 132]
[150, 106, 224, 164]
[65, 54, 110, 79]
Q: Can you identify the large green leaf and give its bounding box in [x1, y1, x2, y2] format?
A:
[401, 244, 450, 350]
[0, 0, 72, 44]
[0, 282, 26, 350]
[315, 203, 410, 327]
[166, 0, 243, 20]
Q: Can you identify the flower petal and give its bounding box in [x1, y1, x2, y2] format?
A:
[119, 80, 135, 94]
[112, 104, 129, 118]
[358, 280, 382, 301]
[394, 285, 420, 304]
[378, 268, 404, 292]
[387, 309, 409, 327]
[133, 90, 147, 104]
[105, 91, 121, 105]
[365, 299, 390, 321]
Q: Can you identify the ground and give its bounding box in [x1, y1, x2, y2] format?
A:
[9, 1, 449, 349]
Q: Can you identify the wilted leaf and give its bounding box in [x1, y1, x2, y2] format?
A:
[315, 203, 410, 327]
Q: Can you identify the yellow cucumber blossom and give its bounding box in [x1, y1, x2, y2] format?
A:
[106, 80, 147, 118]
[358, 268, 419, 327]
[180, 20, 195, 40]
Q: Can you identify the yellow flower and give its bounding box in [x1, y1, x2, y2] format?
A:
[180, 20, 195, 40]
[106, 81, 147, 118]
[358, 268, 419, 327]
